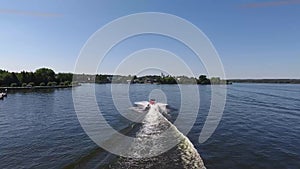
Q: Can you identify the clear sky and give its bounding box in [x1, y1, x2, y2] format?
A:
[0, 0, 299, 79]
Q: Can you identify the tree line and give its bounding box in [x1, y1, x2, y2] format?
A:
[95, 74, 228, 84]
[0, 68, 229, 87]
[0, 68, 73, 87]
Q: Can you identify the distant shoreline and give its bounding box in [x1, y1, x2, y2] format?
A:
[2, 81, 300, 90]
[227, 79, 300, 84]
[0, 85, 80, 90]
[2, 80, 300, 90]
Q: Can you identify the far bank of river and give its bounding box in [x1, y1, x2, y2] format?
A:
[0, 85, 80, 91]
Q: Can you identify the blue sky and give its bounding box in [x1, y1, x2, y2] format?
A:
[0, 0, 299, 78]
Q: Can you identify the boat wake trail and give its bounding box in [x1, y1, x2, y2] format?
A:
[107, 102, 206, 169]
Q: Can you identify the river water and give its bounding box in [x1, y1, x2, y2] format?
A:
[0, 83, 299, 169]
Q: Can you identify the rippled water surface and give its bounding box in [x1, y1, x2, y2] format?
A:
[0, 84, 299, 169]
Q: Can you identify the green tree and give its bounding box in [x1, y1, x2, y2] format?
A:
[198, 75, 210, 85]
[96, 74, 111, 83]
[0, 72, 20, 86]
[34, 68, 55, 84]
[57, 73, 73, 83]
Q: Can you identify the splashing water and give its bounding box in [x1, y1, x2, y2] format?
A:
[108, 102, 206, 169]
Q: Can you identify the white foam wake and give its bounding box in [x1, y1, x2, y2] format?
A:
[116, 102, 206, 169]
